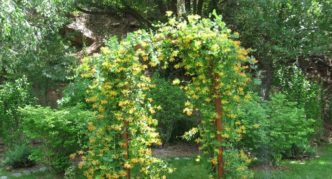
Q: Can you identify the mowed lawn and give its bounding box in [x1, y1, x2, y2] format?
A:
[166, 144, 332, 179]
[254, 144, 332, 179]
[1, 144, 331, 179]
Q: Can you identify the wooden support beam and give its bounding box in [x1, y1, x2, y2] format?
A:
[214, 73, 224, 178]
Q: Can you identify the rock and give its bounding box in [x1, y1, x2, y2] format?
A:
[22, 170, 32, 175]
[38, 167, 47, 172]
[12, 173, 22, 177]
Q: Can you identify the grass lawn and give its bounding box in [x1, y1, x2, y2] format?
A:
[254, 144, 332, 179]
[1, 144, 331, 178]
[165, 144, 332, 179]
[165, 157, 210, 179]
[0, 168, 60, 179]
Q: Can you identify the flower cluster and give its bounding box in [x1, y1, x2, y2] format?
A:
[79, 13, 255, 178]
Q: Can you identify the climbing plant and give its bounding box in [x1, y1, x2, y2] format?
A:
[79, 12, 255, 178]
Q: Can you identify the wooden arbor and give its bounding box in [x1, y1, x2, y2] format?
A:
[81, 14, 252, 179]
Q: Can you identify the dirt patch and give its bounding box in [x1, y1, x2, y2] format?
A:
[153, 142, 199, 158]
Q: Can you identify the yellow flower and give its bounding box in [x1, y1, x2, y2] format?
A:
[149, 107, 156, 114]
[211, 44, 220, 52]
[87, 122, 96, 131]
[183, 107, 193, 116]
[89, 138, 96, 143]
[253, 124, 261, 129]
[172, 78, 180, 85]
[101, 47, 111, 54]
[210, 158, 218, 165]
[78, 161, 84, 169]
[222, 133, 230, 139]
[166, 11, 173, 17]
[69, 153, 76, 160]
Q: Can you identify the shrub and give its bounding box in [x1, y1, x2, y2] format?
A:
[3, 144, 35, 168]
[58, 78, 91, 108]
[0, 77, 34, 148]
[20, 105, 96, 173]
[149, 75, 197, 144]
[276, 65, 322, 122]
[238, 93, 316, 164]
[267, 93, 316, 160]
[237, 94, 269, 162]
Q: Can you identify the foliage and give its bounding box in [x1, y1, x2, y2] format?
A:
[238, 93, 316, 164]
[268, 93, 316, 160]
[80, 13, 254, 178]
[3, 144, 35, 168]
[236, 94, 269, 162]
[227, 0, 331, 62]
[58, 78, 91, 109]
[0, 77, 34, 147]
[149, 75, 197, 144]
[276, 65, 322, 122]
[20, 105, 96, 173]
[79, 38, 168, 178]
[223, 149, 253, 178]
[0, 0, 75, 80]
[221, 0, 332, 98]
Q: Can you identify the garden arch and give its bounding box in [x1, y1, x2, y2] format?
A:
[80, 14, 255, 179]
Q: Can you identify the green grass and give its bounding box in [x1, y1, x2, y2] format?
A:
[0, 168, 61, 179]
[165, 144, 332, 179]
[165, 157, 210, 179]
[1, 144, 331, 179]
[254, 144, 332, 179]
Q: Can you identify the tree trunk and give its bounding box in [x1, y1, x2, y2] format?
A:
[185, 0, 191, 13]
[156, 0, 167, 16]
[170, 0, 178, 14]
[193, 0, 197, 14]
[197, 0, 204, 16]
[260, 59, 274, 99]
[177, 0, 186, 16]
[322, 83, 332, 140]
[208, 0, 218, 13]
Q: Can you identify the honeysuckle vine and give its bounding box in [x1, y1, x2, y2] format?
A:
[79, 12, 256, 179]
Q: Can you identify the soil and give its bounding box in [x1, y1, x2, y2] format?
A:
[153, 142, 199, 158]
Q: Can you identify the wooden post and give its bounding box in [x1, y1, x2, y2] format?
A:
[123, 120, 130, 179]
[214, 74, 224, 178]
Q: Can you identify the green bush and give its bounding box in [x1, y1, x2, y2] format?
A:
[3, 144, 35, 168]
[58, 78, 90, 108]
[238, 93, 316, 164]
[268, 93, 316, 160]
[0, 77, 34, 147]
[276, 65, 322, 122]
[149, 76, 197, 144]
[20, 105, 96, 173]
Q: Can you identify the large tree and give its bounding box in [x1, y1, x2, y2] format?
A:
[0, 0, 75, 82]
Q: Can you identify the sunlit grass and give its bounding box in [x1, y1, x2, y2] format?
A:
[254, 144, 332, 179]
[0, 144, 331, 178]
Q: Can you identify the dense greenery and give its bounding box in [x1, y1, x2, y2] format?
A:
[3, 144, 35, 169]
[0, 77, 34, 147]
[0, 0, 75, 80]
[0, 0, 331, 179]
[149, 76, 197, 144]
[238, 93, 316, 164]
[20, 106, 96, 173]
